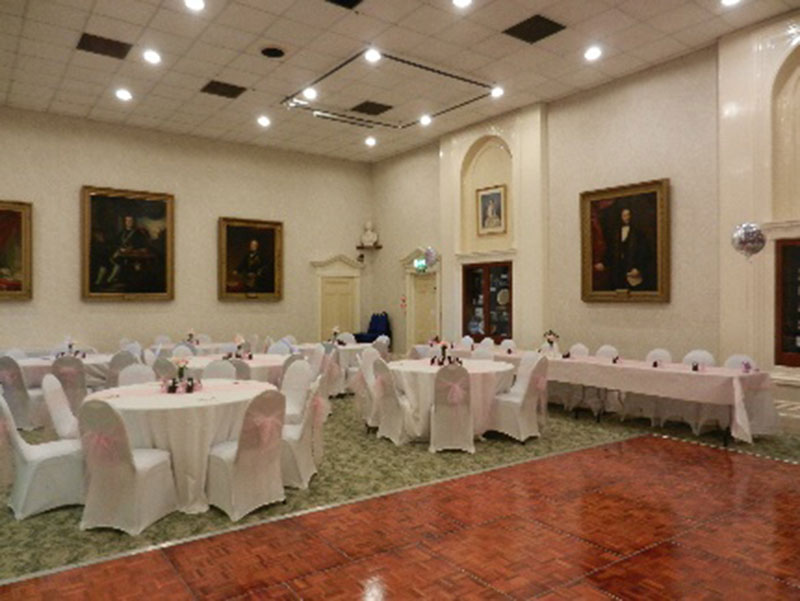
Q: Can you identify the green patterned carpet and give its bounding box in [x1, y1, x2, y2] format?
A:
[1, 397, 798, 583]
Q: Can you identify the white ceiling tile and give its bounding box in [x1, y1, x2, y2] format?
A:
[357, 0, 423, 24]
[263, 17, 323, 46]
[616, 0, 689, 21]
[397, 5, 461, 36]
[215, 3, 278, 34]
[18, 37, 73, 63]
[50, 99, 92, 117]
[149, 8, 211, 39]
[370, 26, 429, 54]
[721, 0, 791, 28]
[542, 0, 614, 26]
[137, 28, 195, 55]
[21, 19, 81, 48]
[185, 41, 239, 66]
[672, 15, 734, 47]
[26, 0, 89, 31]
[0, 34, 18, 53]
[93, 0, 159, 26]
[328, 12, 392, 41]
[468, 0, 546, 31]
[629, 35, 689, 62]
[0, 14, 22, 35]
[282, 0, 349, 29]
[84, 14, 144, 44]
[434, 18, 495, 46]
[601, 23, 666, 51]
[571, 8, 638, 38]
[201, 24, 258, 51]
[647, 3, 715, 35]
[471, 33, 526, 59]
[306, 31, 364, 58]
[597, 51, 647, 76]
[0, 0, 27, 17]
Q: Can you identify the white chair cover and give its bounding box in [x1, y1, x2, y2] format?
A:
[281, 388, 321, 489]
[2, 348, 26, 359]
[122, 342, 142, 361]
[142, 349, 156, 366]
[306, 343, 326, 379]
[219, 343, 237, 354]
[374, 360, 411, 446]
[491, 356, 548, 442]
[267, 341, 291, 355]
[172, 344, 196, 358]
[407, 347, 423, 360]
[320, 350, 343, 400]
[458, 336, 474, 348]
[472, 347, 494, 359]
[79, 400, 178, 535]
[338, 332, 356, 344]
[229, 358, 251, 380]
[724, 354, 756, 370]
[203, 360, 236, 380]
[153, 357, 177, 380]
[42, 375, 78, 439]
[106, 351, 139, 388]
[510, 351, 539, 396]
[595, 344, 618, 359]
[499, 339, 516, 351]
[351, 347, 380, 427]
[569, 343, 589, 357]
[0, 356, 44, 430]
[248, 335, 260, 355]
[430, 364, 474, 453]
[118, 364, 156, 386]
[207, 390, 285, 521]
[154, 335, 172, 345]
[196, 333, 212, 343]
[281, 360, 312, 425]
[262, 336, 274, 353]
[284, 335, 298, 345]
[646, 348, 672, 364]
[119, 337, 131, 350]
[682, 349, 716, 366]
[0, 394, 84, 519]
[372, 339, 390, 361]
[479, 337, 494, 348]
[309, 382, 327, 463]
[621, 348, 674, 424]
[52, 355, 87, 415]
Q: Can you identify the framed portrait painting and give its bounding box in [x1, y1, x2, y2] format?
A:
[81, 186, 174, 301]
[476, 185, 506, 236]
[0, 200, 32, 300]
[218, 217, 283, 301]
[581, 179, 670, 303]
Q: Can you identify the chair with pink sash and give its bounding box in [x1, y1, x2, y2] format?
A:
[490, 355, 548, 442]
[79, 400, 178, 535]
[206, 390, 286, 521]
[1, 394, 84, 519]
[118, 364, 156, 386]
[106, 351, 138, 388]
[353, 347, 380, 429]
[309, 381, 327, 464]
[51, 355, 88, 414]
[373, 359, 412, 446]
[307, 343, 326, 380]
[0, 356, 45, 430]
[281, 382, 323, 489]
[430, 364, 474, 454]
[42, 375, 79, 439]
[229, 358, 251, 380]
[153, 357, 177, 380]
[281, 360, 312, 425]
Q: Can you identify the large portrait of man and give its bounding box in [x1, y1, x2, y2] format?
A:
[82, 186, 174, 300]
[581, 179, 670, 303]
[0, 200, 32, 300]
[218, 217, 282, 301]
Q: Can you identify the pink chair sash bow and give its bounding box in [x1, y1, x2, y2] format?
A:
[534, 375, 547, 392]
[82, 431, 121, 464]
[251, 414, 282, 450]
[312, 394, 326, 429]
[443, 380, 466, 405]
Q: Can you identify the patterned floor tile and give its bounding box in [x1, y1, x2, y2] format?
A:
[424, 516, 620, 599]
[0, 551, 192, 601]
[163, 519, 346, 601]
[286, 544, 506, 600]
[585, 542, 800, 600]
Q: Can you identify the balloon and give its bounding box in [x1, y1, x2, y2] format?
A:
[424, 246, 438, 267]
[731, 223, 766, 258]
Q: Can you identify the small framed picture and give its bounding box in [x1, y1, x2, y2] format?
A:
[0, 200, 32, 300]
[218, 217, 283, 301]
[476, 185, 507, 236]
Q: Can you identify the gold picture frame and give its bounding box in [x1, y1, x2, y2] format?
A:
[581, 179, 670, 303]
[0, 200, 32, 300]
[476, 185, 507, 236]
[218, 217, 283, 301]
[81, 186, 174, 301]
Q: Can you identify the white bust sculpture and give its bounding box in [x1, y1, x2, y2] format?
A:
[361, 221, 378, 247]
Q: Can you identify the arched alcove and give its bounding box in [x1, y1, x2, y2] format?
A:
[772, 45, 800, 222]
[459, 135, 513, 253]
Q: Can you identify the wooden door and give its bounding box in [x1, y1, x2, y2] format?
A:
[412, 273, 438, 344]
[321, 277, 355, 339]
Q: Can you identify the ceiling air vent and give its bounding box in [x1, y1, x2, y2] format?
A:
[351, 101, 393, 116]
[503, 15, 565, 45]
[76, 33, 132, 59]
[201, 80, 247, 99]
[325, 0, 363, 8]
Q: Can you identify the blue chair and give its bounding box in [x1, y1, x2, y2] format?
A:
[356, 312, 391, 345]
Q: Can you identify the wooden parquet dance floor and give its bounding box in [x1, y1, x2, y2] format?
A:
[1, 436, 799, 600]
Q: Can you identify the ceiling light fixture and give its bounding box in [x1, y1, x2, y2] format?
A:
[584, 45, 602, 61]
[142, 49, 161, 64]
[184, 0, 205, 11]
[257, 115, 271, 128]
[420, 114, 432, 126]
[364, 48, 382, 63]
[365, 136, 377, 147]
[721, 0, 741, 6]
[453, 0, 472, 7]
[115, 88, 132, 101]
[490, 86, 504, 98]
[302, 87, 318, 101]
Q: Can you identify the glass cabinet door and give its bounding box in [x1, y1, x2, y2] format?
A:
[462, 261, 512, 343]
[463, 266, 485, 337]
[488, 264, 511, 339]
[776, 240, 800, 367]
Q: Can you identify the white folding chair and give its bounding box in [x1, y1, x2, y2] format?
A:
[595, 344, 618, 359]
[203, 360, 236, 380]
[106, 351, 139, 388]
[724, 354, 756, 370]
[682, 349, 716, 367]
[306, 343, 326, 379]
[207, 390, 285, 521]
[372, 338, 390, 361]
[352, 347, 381, 428]
[374, 359, 411, 446]
[472, 347, 494, 359]
[283, 335, 298, 346]
[281, 384, 322, 489]
[118, 364, 156, 386]
[229, 359, 251, 380]
[122, 342, 143, 361]
[569, 343, 589, 357]
[172, 344, 196, 358]
[267, 341, 291, 355]
[430, 364, 474, 453]
[281, 360, 312, 425]
[42, 375, 79, 439]
[646, 348, 672, 364]
[79, 400, 178, 535]
[142, 349, 156, 367]
[458, 336, 474, 348]
[479, 337, 494, 348]
[1, 394, 84, 519]
[491, 355, 548, 442]
[2, 348, 26, 359]
[499, 339, 516, 352]
[52, 355, 88, 415]
[621, 348, 673, 424]
[0, 356, 45, 430]
[153, 357, 177, 380]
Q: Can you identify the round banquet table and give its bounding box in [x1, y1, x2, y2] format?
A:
[417, 346, 525, 370]
[18, 354, 113, 388]
[389, 359, 514, 439]
[150, 342, 234, 356]
[85, 379, 276, 513]
[185, 354, 288, 385]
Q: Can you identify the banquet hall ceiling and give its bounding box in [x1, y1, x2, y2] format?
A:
[0, 0, 798, 162]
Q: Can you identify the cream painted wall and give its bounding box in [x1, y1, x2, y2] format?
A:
[0, 107, 373, 352]
[547, 48, 720, 360]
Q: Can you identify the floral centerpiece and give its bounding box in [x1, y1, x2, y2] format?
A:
[171, 357, 189, 380]
[539, 329, 561, 358]
[185, 329, 198, 345]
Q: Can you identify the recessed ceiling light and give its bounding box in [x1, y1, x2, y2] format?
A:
[420, 114, 432, 126]
[364, 48, 382, 63]
[184, 0, 205, 11]
[115, 88, 132, 102]
[365, 136, 377, 147]
[490, 86, 504, 98]
[584, 45, 602, 61]
[453, 0, 472, 7]
[302, 87, 318, 101]
[721, 0, 740, 6]
[142, 49, 161, 65]
[257, 115, 271, 128]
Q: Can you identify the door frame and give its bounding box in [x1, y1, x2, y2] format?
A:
[311, 255, 364, 341]
[401, 248, 441, 353]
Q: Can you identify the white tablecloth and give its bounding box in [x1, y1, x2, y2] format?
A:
[150, 342, 233, 356]
[17, 354, 113, 388]
[389, 359, 514, 438]
[548, 356, 777, 443]
[299, 342, 370, 371]
[185, 354, 287, 385]
[416, 345, 524, 369]
[85, 379, 276, 513]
